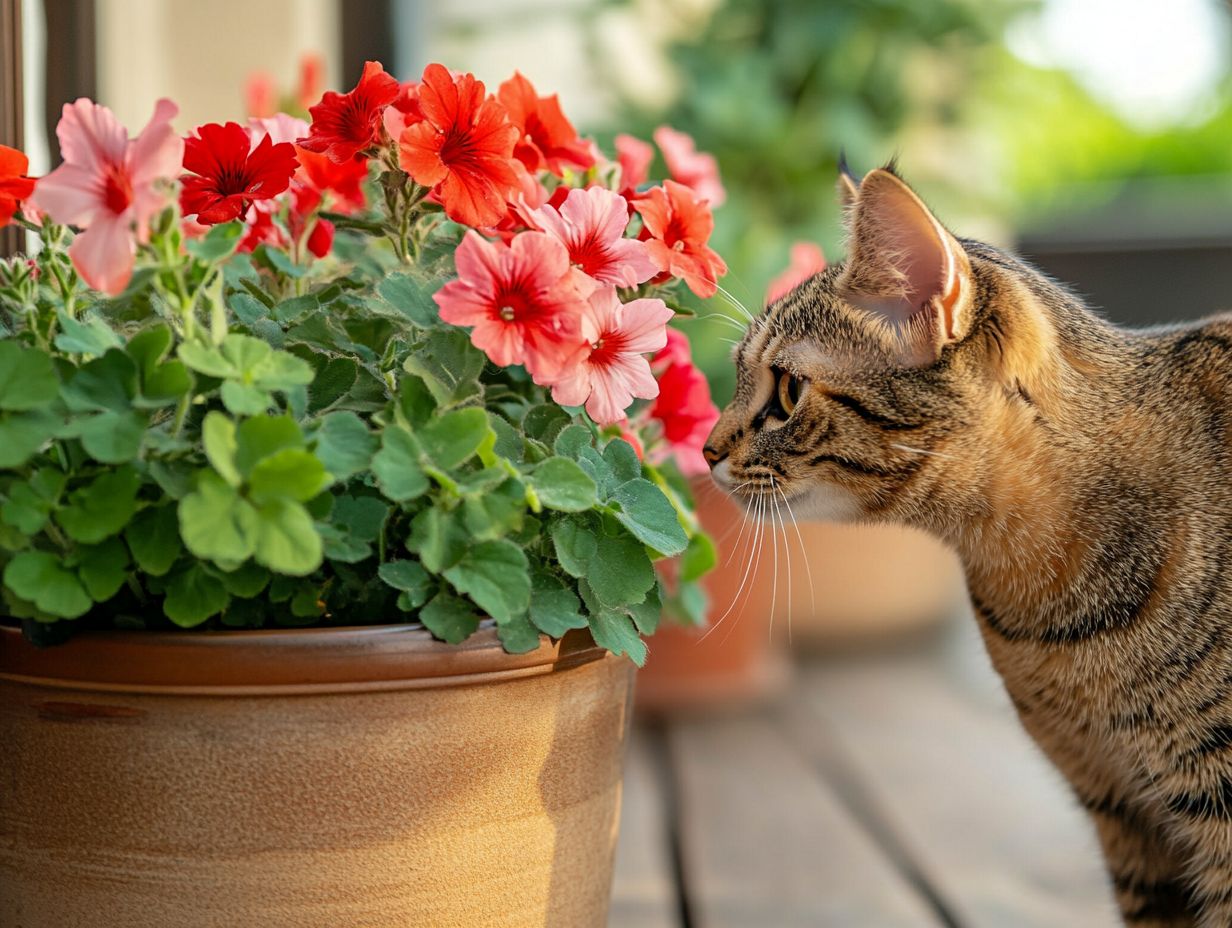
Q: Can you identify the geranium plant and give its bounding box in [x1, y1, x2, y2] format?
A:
[0, 61, 726, 664]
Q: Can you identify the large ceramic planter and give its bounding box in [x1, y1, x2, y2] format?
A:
[0, 623, 634, 928]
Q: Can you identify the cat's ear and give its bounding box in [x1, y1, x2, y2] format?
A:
[838, 168, 971, 364]
[836, 153, 860, 211]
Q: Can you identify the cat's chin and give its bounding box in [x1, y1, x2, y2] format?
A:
[781, 483, 865, 524]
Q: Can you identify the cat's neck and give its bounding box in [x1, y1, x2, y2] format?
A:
[943, 327, 1178, 641]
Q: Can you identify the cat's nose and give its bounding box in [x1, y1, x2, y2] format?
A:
[702, 445, 727, 468]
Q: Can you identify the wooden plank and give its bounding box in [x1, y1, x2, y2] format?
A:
[789, 625, 1119, 928]
[610, 727, 678, 928]
[0, 0, 22, 259]
[667, 713, 943, 927]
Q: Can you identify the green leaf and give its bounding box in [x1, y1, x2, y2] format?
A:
[312, 411, 376, 480]
[528, 458, 597, 512]
[74, 538, 129, 602]
[318, 522, 369, 563]
[124, 504, 183, 577]
[419, 408, 491, 470]
[378, 559, 431, 608]
[307, 357, 358, 412]
[217, 561, 270, 598]
[402, 328, 485, 407]
[603, 438, 642, 484]
[550, 516, 599, 578]
[376, 272, 441, 328]
[179, 334, 313, 391]
[0, 410, 57, 468]
[55, 466, 141, 544]
[186, 220, 244, 261]
[178, 470, 258, 565]
[408, 507, 467, 573]
[54, 309, 123, 355]
[680, 532, 718, 582]
[498, 613, 541, 653]
[442, 539, 531, 622]
[230, 291, 269, 323]
[627, 581, 663, 636]
[234, 414, 304, 477]
[587, 530, 655, 606]
[247, 448, 331, 503]
[202, 411, 241, 486]
[75, 409, 146, 463]
[554, 424, 592, 460]
[126, 324, 174, 372]
[3, 550, 92, 619]
[61, 349, 138, 413]
[220, 380, 272, 415]
[137, 359, 192, 407]
[610, 479, 689, 556]
[2, 467, 66, 534]
[461, 478, 525, 540]
[332, 494, 388, 542]
[372, 426, 428, 501]
[163, 564, 230, 628]
[528, 579, 589, 637]
[419, 593, 480, 644]
[590, 608, 647, 666]
[251, 497, 323, 576]
[522, 404, 571, 444]
[0, 341, 58, 411]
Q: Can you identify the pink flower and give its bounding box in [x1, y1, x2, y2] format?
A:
[649, 333, 719, 476]
[545, 286, 672, 426]
[434, 230, 588, 378]
[530, 186, 656, 293]
[653, 126, 725, 208]
[382, 82, 423, 142]
[765, 241, 826, 304]
[615, 134, 653, 196]
[32, 98, 183, 295]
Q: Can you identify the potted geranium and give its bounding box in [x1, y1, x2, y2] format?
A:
[0, 60, 723, 928]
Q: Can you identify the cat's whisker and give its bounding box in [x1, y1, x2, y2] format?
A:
[714, 282, 756, 322]
[701, 311, 749, 334]
[721, 483, 756, 568]
[771, 482, 795, 647]
[769, 480, 789, 646]
[776, 484, 816, 625]
[707, 489, 768, 644]
[889, 442, 955, 461]
[720, 490, 770, 647]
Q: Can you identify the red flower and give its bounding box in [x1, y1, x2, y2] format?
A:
[382, 82, 423, 142]
[433, 230, 587, 378]
[649, 333, 719, 476]
[497, 72, 594, 176]
[399, 64, 521, 229]
[654, 126, 725, 207]
[295, 144, 367, 214]
[0, 144, 36, 228]
[634, 180, 727, 298]
[245, 72, 277, 118]
[615, 133, 652, 197]
[298, 53, 325, 111]
[181, 122, 299, 225]
[299, 60, 400, 164]
[766, 241, 826, 304]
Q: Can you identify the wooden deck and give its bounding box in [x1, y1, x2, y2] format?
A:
[609, 615, 1121, 928]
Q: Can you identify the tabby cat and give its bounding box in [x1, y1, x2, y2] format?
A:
[704, 165, 1232, 926]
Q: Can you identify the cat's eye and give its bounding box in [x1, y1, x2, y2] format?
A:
[777, 371, 806, 415]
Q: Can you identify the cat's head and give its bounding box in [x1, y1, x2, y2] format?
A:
[704, 166, 1062, 530]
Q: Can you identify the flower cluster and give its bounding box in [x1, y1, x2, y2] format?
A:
[0, 60, 727, 659]
[294, 59, 725, 442]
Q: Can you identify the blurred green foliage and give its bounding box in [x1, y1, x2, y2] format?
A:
[598, 0, 1232, 400]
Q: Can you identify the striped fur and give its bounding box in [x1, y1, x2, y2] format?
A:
[705, 170, 1232, 926]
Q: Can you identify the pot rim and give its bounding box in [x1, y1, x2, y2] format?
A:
[0, 622, 608, 697]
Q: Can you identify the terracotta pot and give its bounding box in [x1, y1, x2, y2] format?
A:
[0, 623, 634, 928]
[635, 479, 790, 714]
